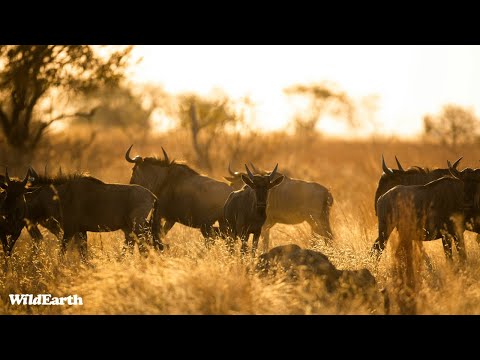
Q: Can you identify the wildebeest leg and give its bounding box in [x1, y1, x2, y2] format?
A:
[1, 234, 9, 258]
[252, 232, 261, 257]
[420, 247, 434, 273]
[27, 224, 43, 256]
[122, 230, 135, 256]
[42, 217, 63, 250]
[60, 234, 70, 258]
[2, 237, 8, 272]
[152, 231, 164, 252]
[309, 214, 334, 245]
[453, 234, 467, 264]
[201, 224, 216, 249]
[370, 218, 395, 260]
[46, 219, 62, 239]
[137, 241, 149, 257]
[261, 225, 272, 253]
[226, 237, 235, 255]
[449, 215, 467, 263]
[161, 220, 175, 238]
[131, 220, 150, 257]
[240, 233, 249, 256]
[75, 232, 88, 263]
[224, 226, 236, 255]
[441, 235, 453, 262]
[133, 227, 149, 257]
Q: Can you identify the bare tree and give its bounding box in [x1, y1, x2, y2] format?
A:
[284, 82, 355, 135]
[177, 93, 249, 171]
[423, 104, 479, 150]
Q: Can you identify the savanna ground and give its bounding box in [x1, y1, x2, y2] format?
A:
[2, 128, 480, 314]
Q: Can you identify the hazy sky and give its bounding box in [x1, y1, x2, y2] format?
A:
[130, 45, 480, 137]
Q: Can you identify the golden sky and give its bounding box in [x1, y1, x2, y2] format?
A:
[130, 45, 480, 137]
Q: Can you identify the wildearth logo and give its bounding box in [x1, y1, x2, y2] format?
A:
[9, 294, 83, 306]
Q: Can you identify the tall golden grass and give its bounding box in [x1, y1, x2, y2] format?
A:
[1, 127, 480, 314]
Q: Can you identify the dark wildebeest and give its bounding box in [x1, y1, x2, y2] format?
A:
[125, 145, 232, 246]
[255, 244, 389, 314]
[371, 176, 474, 263]
[373, 155, 468, 261]
[374, 155, 462, 215]
[224, 162, 334, 252]
[222, 164, 284, 256]
[3, 169, 162, 261]
[0, 169, 94, 258]
[0, 169, 43, 257]
[446, 162, 480, 243]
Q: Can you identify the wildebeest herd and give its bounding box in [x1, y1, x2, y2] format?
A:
[1, 146, 478, 313]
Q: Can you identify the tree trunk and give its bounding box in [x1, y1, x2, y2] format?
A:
[189, 102, 212, 171]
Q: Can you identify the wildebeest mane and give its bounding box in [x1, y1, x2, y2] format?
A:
[384, 166, 434, 176]
[142, 157, 200, 176]
[31, 173, 104, 186]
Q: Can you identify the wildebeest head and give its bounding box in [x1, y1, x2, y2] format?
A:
[225, 162, 285, 191]
[0, 168, 31, 244]
[447, 159, 480, 209]
[241, 164, 284, 209]
[125, 144, 173, 189]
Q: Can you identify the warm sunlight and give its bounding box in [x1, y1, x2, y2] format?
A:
[5, 45, 480, 315]
[131, 45, 480, 137]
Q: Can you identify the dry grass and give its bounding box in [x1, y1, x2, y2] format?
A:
[1, 128, 480, 314]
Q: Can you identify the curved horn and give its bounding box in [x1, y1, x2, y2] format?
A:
[451, 156, 463, 170]
[382, 155, 393, 175]
[394, 156, 404, 171]
[125, 144, 142, 164]
[447, 159, 461, 177]
[269, 163, 279, 181]
[228, 163, 238, 176]
[5, 168, 11, 186]
[21, 168, 30, 187]
[5, 166, 12, 185]
[161, 147, 170, 164]
[245, 164, 255, 181]
[249, 162, 260, 174]
[29, 166, 39, 180]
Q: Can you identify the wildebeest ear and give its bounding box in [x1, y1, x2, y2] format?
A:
[241, 174, 254, 188]
[268, 175, 284, 189]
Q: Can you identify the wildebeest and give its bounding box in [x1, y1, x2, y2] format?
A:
[222, 164, 284, 256]
[446, 162, 480, 238]
[0, 169, 76, 257]
[2, 168, 162, 261]
[374, 155, 462, 215]
[255, 244, 389, 314]
[0, 169, 43, 256]
[373, 155, 470, 261]
[125, 145, 232, 245]
[224, 162, 334, 252]
[371, 176, 474, 263]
